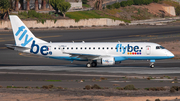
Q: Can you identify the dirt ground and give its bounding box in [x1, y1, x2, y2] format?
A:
[0, 88, 180, 101]
[0, 93, 180, 101]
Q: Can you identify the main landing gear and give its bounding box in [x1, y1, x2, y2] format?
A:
[86, 61, 97, 67]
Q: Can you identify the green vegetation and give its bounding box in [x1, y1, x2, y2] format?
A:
[66, 10, 130, 22]
[45, 80, 62, 82]
[176, 5, 180, 16]
[18, 10, 53, 24]
[57, 2, 71, 17]
[0, 0, 10, 19]
[83, 4, 91, 8]
[82, 0, 88, 4]
[49, 0, 65, 13]
[49, 0, 71, 17]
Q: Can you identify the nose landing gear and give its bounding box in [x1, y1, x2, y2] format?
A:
[149, 60, 155, 68]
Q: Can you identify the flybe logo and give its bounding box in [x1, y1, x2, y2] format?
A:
[30, 41, 52, 55]
[15, 26, 33, 47]
[116, 44, 141, 55]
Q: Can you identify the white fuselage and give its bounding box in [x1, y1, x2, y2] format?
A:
[20, 41, 174, 62]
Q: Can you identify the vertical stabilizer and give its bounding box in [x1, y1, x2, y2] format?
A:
[9, 15, 47, 47]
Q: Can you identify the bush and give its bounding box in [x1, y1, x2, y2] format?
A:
[124, 85, 136, 90]
[153, 0, 159, 3]
[170, 88, 176, 93]
[126, 0, 134, 6]
[85, 85, 91, 90]
[112, 2, 120, 9]
[145, 87, 166, 91]
[170, 86, 179, 91]
[134, 0, 143, 5]
[120, 1, 127, 7]
[155, 99, 160, 101]
[106, 5, 113, 9]
[134, 0, 153, 5]
[91, 84, 101, 89]
[82, 0, 88, 4]
[176, 5, 180, 16]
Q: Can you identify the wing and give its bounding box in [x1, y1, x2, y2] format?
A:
[63, 52, 109, 60]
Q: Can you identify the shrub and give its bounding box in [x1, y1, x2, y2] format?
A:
[153, 0, 159, 3]
[85, 85, 91, 90]
[155, 99, 160, 101]
[126, 0, 134, 6]
[120, 1, 127, 7]
[106, 5, 113, 9]
[82, 0, 88, 4]
[145, 87, 166, 91]
[134, 0, 143, 5]
[170, 86, 179, 91]
[124, 85, 136, 90]
[116, 87, 124, 90]
[175, 5, 180, 16]
[91, 84, 101, 89]
[170, 88, 176, 93]
[112, 2, 120, 9]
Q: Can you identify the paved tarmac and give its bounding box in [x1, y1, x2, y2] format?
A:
[0, 26, 180, 88]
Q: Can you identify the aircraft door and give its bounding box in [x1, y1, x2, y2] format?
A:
[146, 45, 151, 55]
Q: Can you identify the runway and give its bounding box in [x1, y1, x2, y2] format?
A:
[0, 26, 180, 88]
[0, 59, 180, 74]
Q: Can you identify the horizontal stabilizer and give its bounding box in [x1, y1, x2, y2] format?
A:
[5, 44, 30, 50]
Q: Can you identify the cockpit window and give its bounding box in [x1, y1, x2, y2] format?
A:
[160, 46, 165, 49]
[156, 46, 165, 49]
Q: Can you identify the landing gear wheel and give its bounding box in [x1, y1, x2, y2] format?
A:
[86, 63, 91, 68]
[150, 63, 155, 68]
[91, 62, 97, 67]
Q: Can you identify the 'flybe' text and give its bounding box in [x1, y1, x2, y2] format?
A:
[30, 41, 52, 55]
[16, 26, 33, 47]
[116, 44, 141, 54]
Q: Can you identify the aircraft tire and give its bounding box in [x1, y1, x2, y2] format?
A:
[91, 62, 97, 67]
[150, 64, 154, 68]
[86, 63, 91, 68]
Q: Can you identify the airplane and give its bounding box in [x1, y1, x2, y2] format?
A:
[6, 15, 174, 68]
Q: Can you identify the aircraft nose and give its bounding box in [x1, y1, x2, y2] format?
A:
[167, 51, 174, 58]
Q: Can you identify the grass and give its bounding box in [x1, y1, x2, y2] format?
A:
[45, 80, 62, 82]
[82, 4, 91, 8]
[66, 10, 130, 22]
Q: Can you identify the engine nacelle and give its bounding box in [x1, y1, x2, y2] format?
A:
[100, 57, 115, 65]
